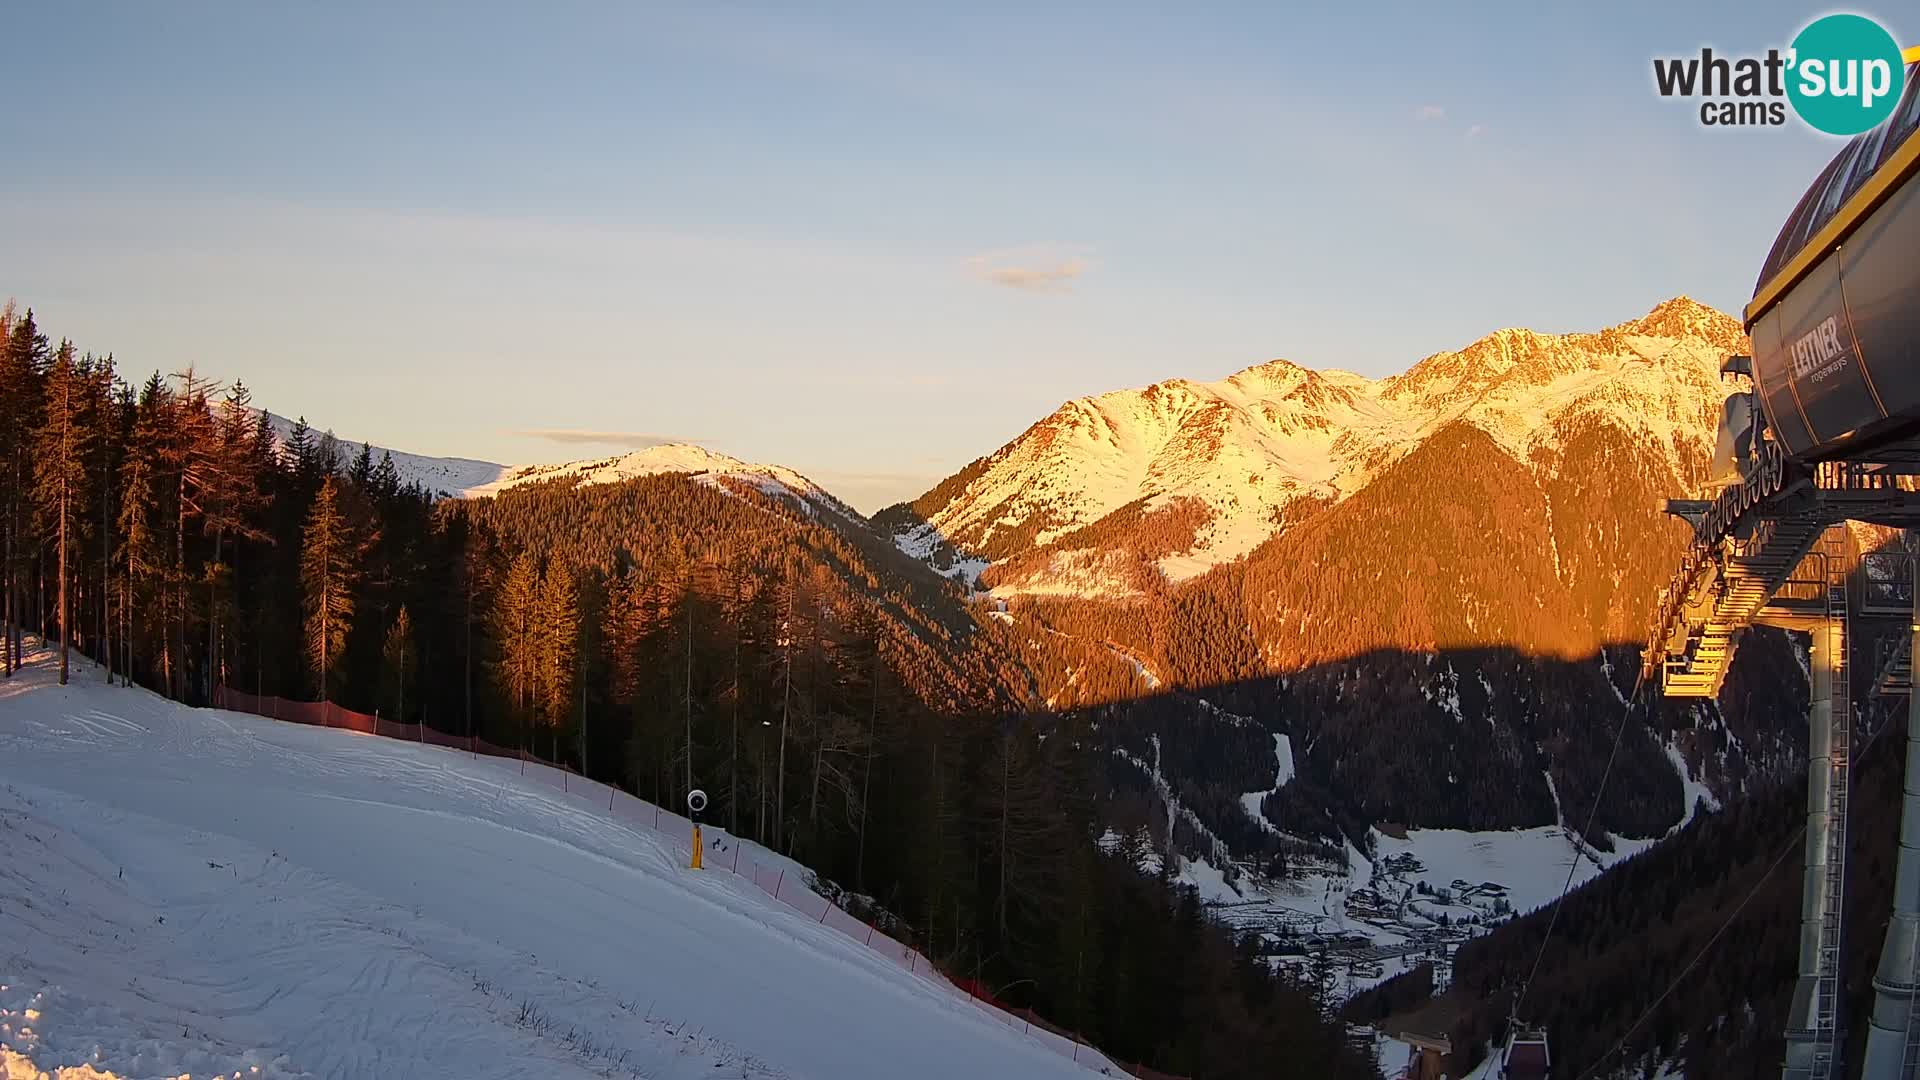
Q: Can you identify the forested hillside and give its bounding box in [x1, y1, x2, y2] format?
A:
[0, 303, 1378, 1080]
[959, 425, 1808, 878]
[1348, 644, 1906, 1079]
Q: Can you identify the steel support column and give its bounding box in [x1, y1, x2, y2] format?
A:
[1862, 538, 1920, 1080]
[1787, 603, 1848, 1080]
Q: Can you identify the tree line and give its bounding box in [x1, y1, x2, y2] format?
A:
[0, 304, 1377, 1080]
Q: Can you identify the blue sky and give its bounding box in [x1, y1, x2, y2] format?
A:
[0, 2, 1897, 510]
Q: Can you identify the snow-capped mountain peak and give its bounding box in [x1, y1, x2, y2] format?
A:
[466, 442, 855, 517]
[895, 298, 1745, 597]
[253, 412, 852, 520]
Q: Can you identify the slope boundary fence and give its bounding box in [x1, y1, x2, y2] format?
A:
[212, 686, 1184, 1080]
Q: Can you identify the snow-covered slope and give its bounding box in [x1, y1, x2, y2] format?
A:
[255, 410, 852, 521]
[466, 444, 856, 518]
[260, 410, 511, 498]
[0, 652, 1112, 1080]
[899, 297, 1740, 596]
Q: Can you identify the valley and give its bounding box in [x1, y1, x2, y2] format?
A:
[0, 293, 1821, 1078]
[262, 296, 1787, 1014]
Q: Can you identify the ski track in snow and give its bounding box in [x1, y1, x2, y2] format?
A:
[0, 651, 1115, 1080]
[1236, 734, 1294, 836]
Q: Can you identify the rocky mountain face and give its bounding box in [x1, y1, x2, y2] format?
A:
[891, 298, 1809, 877]
[891, 297, 1743, 603]
[280, 297, 1809, 893]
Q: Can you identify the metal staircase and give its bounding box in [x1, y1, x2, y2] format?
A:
[1650, 465, 1920, 699]
[1876, 634, 1912, 699]
[1659, 513, 1831, 697]
[1643, 409, 1920, 1078]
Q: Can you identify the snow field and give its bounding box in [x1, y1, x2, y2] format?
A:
[0, 650, 1119, 1080]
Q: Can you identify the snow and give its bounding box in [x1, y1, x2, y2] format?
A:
[908, 298, 1737, 597]
[1373, 1032, 1414, 1078]
[1270, 734, 1294, 786]
[464, 444, 855, 519]
[1664, 739, 1721, 833]
[257, 411, 857, 525]
[1368, 824, 1643, 917]
[0, 651, 1118, 1080]
[1172, 855, 1250, 904]
[890, 523, 989, 587]
[1237, 734, 1294, 834]
[259, 410, 510, 499]
[1104, 644, 1160, 690]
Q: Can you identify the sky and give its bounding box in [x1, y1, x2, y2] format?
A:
[0, 2, 1897, 511]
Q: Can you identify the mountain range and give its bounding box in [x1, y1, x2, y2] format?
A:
[882, 296, 1741, 602]
[270, 296, 1806, 881]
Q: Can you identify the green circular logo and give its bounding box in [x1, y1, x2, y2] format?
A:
[1787, 14, 1907, 135]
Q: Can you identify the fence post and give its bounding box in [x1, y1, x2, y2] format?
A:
[865, 924, 874, 946]
[732, 843, 741, 874]
[775, 868, 784, 899]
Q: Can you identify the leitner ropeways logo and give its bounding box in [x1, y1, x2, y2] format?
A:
[1654, 13, 1916, 134]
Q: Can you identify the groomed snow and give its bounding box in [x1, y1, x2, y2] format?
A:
[0, 651, 1116, 1080]
[1368, 823, 1642, 918]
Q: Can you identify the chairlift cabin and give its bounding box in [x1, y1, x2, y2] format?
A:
[1745, 62, 1920, 464]
[1488, 1026, 1550, 1080]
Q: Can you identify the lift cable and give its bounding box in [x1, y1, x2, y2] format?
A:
[1570, 818, 1807, 1080]
[1513, 660, 1648, 1021]
[1571, 700, 1903, 1079]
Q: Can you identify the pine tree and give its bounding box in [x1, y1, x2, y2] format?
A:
[315, 430, 342, 478]
[285, 417, 320, 495]
[371, 451, 401, 501]
[301, 476, 361, 702]
[86, 355, 125, 682]
[31, 341, 93, 684]
[0, 301, 10, 676]
[492, 552, 541, 748]
[118, 373, 173, 688]
[165, 366, 222, 700]
[205, 380, 271, 698]
[381, 605, 416, 723]
[349, 442, 374, 490]
[535, 562, 579, 760]
[0, 307, 50, 675]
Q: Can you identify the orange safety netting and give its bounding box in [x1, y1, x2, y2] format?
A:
[211, 685, 1180, 1080]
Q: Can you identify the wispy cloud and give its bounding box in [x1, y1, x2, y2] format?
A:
[966, 246, 1095, 293]
[1414, 104, 1446, 121]
[1467, 124, 1486, 138]
[510, 429, 699, 448]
